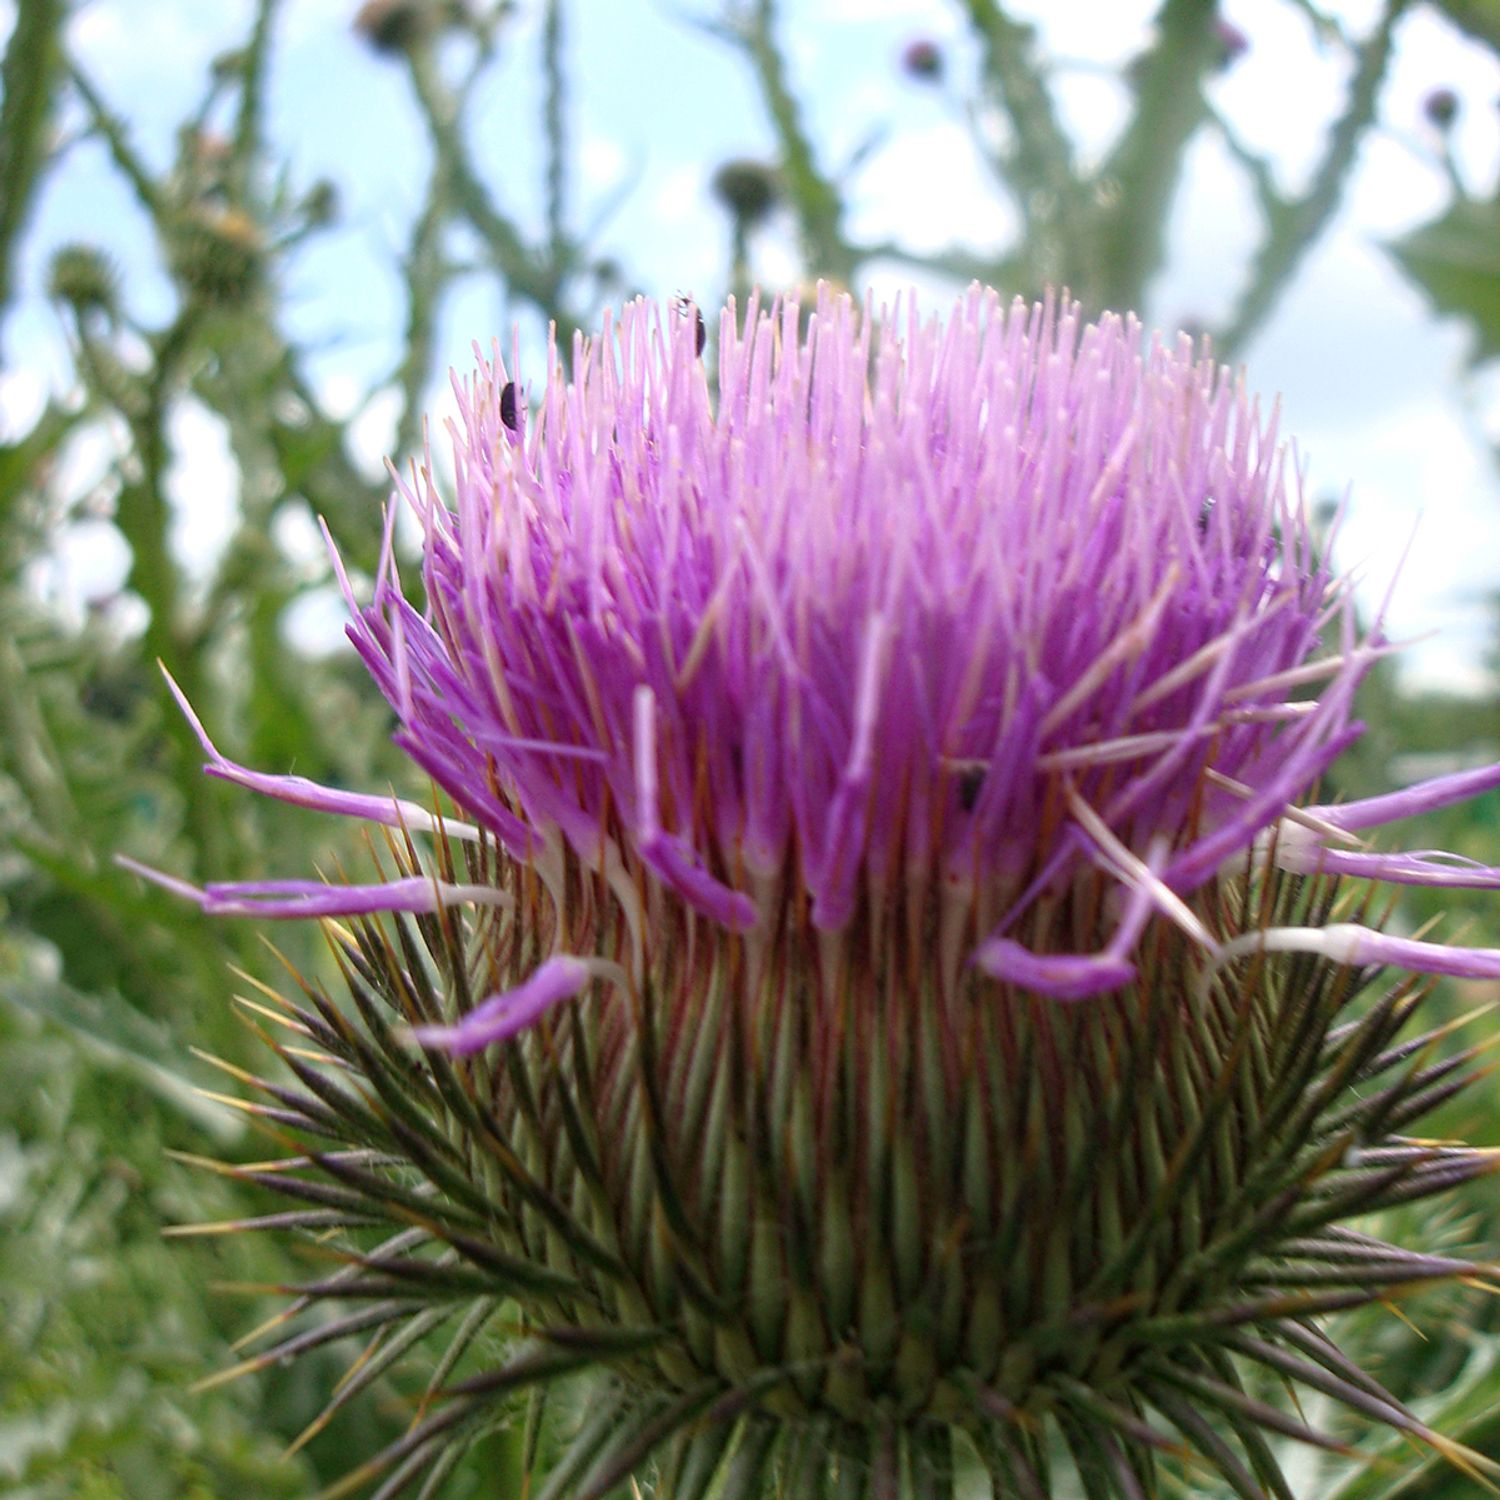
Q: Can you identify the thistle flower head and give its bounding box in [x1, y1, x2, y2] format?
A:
[141, 287, 1500, 1497]
[331, 286, 1499, 1009]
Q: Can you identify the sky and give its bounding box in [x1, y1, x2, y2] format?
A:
[2, 0, 1499, 690]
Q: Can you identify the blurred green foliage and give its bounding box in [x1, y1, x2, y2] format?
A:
[2, 0, 1499, 1495]
[1392, 195, 1500, 363]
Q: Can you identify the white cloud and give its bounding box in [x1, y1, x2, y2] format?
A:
[68, 0, 246, 79]
[979, 0, 1153, 62]
[345, 383, 402, 483]
[652, 165, 706, 228]
[163, 399, 240, 582]
[755, 236, 802, 293]
[847, 120, 1017, 257]
[52, 416, 126, 511]
[277, 0, 356, 48]
[0, 367, 49, 441]
[813, 0, 959, 24]
[1050, 72, 1133, 169]
[24, 517, 131, 618]
[281, 583, 354, 657]
[578, 132, 629, 196]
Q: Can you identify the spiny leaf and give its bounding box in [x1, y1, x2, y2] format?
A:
[317, 1346, 596, 1500]
[1388, 194, 1500, 366]
[191, 1301, 408, 1393]
[1147, 1354, 1353, 1453]
[164, 1206, 381, 1236]
[286, 1304, 458, 1456]
[1148, 1385, 1285, 1500]
[530, 1383, 638, 1500]
[712, 1414, 779, 1500]
[1226, 1329, 1500, 1489]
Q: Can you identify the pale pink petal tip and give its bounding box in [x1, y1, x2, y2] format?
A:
[1221, 922, 1500, 986]
[197, 876, 512, 919]
[1332, 925, 1500, 982]
[975, 936, 1136, 1002]
[1314, 762, 1500, 833]
[409, 956, 592, 1054]
[639, 832, 758, 930]
[1281, 761, 1500, 891]
[160, 659, 480, 841]
[115, 861, 513, 921]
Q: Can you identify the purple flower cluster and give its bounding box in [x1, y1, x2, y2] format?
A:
[129, 286, 1500, 1043]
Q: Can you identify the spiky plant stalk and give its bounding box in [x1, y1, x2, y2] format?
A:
[134, 287, 1500, 1497]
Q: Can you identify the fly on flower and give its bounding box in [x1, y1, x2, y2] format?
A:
[132, 286, 1500, 1498]
[674, 290, 706, 357]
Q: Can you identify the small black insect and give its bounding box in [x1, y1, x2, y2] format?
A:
[958, 766, 985, 813]
[676, 295, 706, 357]
[500, 380, 518, 431]
[1197, 495, 1214, 535]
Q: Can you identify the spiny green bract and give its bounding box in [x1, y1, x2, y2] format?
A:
[180, 832, 1499, 1500]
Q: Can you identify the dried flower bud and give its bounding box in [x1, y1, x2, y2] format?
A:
[209, 46, 248, 80]
[901, 37, 944, 81]
[353, 0, 433, 52]
[300, 179, 339, 228]
[1424, 86, 1460, 129]
[47, 243, 119, 318]
[711, 158, 780, 226]
[1213, 16, 1249, 66]
[168, 205, 264, 306]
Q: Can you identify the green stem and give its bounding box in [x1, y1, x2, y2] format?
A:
[393, 169, 451, 462]
[406, 41, 576, 342]
[740, 0, 856, 287]
[0, 0, 64, 330]
[67, 62, 162, 217]
[228, 0, 283, 207]
[127, 316, 196, 665]
[1091, 0, 1222, 316]
[961, 0, 1084, 295]
[543, 0, 568, 273]
[857, 240, 1022, 290]
[114, 311, 226, 871]
[0, 629, 78, 835]
[728, 216, 752, 311]
[1217, 0, 1410, 359]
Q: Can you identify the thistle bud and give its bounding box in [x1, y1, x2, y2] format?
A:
[711, 158, 781, 227]
[300, 178, 339, 228]
[142, 289, 1500, 1497]
[901, 37, 944, 82]
[353, 0, 467, 53]
[1213, 15, 1249, 67]
[168, 205, 263, 307]
[47, 243, 119, 318]
[1424, 86, 1460, 130]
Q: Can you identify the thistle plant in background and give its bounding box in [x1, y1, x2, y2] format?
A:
[130, 285, 1500, 1498]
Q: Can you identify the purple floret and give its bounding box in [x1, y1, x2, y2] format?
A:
[349, 288, 1387, 995]
[129, 287, 1500, 1040]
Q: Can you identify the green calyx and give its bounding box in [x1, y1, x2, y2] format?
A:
[181, 837, 1500, 1498]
